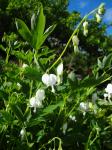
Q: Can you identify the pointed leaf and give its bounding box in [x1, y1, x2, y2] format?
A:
[39, 24, 56, 47]
[16, 18, 32, 44]
[31, 5, 46, 50]
[10, 104, 24, 122]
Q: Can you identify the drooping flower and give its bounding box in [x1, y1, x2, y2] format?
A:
[57, 62, 63, 76]
[36, 89, 45, 101]
[98, 3, 105, 15]
[72, 35, 79, 54]
[69, 115, 76, 122]
[96, 13, 101, 23]
[20, 128, 25, 139]
[105, 83, 112, 100]
[30, 89, 45, 112]
[83, 21, 88, 36]
[72, 35, 79, 46]
[79, 102, 88, 111]
[83, 21, 88, 29]
[104, 93, 108, 100]
[57, 62, 63, 84]
[42, 73, 57, 93]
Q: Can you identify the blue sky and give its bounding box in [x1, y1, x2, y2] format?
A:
[68, 0, 112, 35]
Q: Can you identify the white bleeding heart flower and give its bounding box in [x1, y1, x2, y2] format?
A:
[42, 73, 57, 93]
[29, 93, 44, 113]
[36, 89, 45, 101]
[105, 83, 112, 100]
[79, 102, 88, 112]
[42, 73, 50, 87]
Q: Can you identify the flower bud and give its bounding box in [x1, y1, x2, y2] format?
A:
[57, 63, 63, 85]
[83, 21, 88, 30]
[98, 3, 105, 15]
[57, 62, 63, 76]
[96, 13, 101, 23]
[83, 29, 88, 36]
[72, 35, 79, 46]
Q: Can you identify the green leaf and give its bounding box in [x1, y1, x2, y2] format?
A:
[31, 5, 46, 50]
[42, 101, 64, 116]
[10, 103, 24, 122]
[103, 53, 112, 68]
[79, 73, 111, 88]
[15, 18, 32, 44]
[24, 67, 42, 81]
[41, 24, 56, 45]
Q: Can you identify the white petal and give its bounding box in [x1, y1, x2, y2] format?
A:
[105, 83, 112, 94]
[30, 97, 37, 107]
[83, 21, 88, 28]
[57, 63, 63, 76]
[49, 74, 57, 86]
[72, 35, 79, 46]
[36, 89, 45, 101]
[79, 102, 88, 111]
[42, 73, 50, 86]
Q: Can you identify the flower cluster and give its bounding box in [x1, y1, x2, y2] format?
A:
[29, 89, 45, 113]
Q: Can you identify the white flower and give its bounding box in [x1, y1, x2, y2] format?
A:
[72, 35, 79, 46]
[42, 73, 50, 87]
[83, 29, 88, 36]
[105, 83, 112, 100]
[17, 82, 21, 89]
[69, 115, 76, 121]
[98, 3, 105, 15]
[30, 97, 37, 107]
[79, 102, 88, 111]
[83, 21, 88, 36]
[36, 89, 45, 101]
[22, 63, 28, 69]
[42, 73, 57, 93]
[72, 35, 79, 53]
[30, 96, 43, 113]
[96, 13, 101, 23]
[105, 83, 112, 94]
[104, 93, 108, 99]
[57, 63, 63, 76]
[57, 63, 63, 84]
[49, 74, 57, 86]
[83, 21, 88, 29]
[20, 128, 25, 139]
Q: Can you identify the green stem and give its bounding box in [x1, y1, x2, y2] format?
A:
[47, 8, 97, 72]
